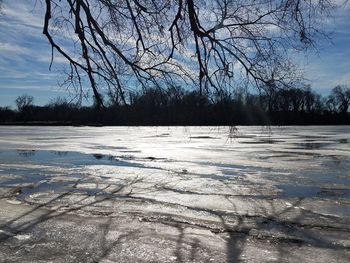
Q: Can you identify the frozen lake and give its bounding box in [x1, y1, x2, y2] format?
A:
[0, 126, 350, 262]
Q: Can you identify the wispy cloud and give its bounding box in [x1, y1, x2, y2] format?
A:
[0, 42, 29, 53]
[2, 1, 45, 30]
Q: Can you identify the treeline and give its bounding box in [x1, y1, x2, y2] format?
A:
[1, 85, 349, 125]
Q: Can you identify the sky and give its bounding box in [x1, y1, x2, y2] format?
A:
[0, 1, 350, 108]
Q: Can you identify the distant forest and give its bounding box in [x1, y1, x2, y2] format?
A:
[1, 85, 349, 126]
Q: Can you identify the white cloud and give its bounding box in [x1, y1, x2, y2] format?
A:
[0, 42, 29, 53]
[2, 0, 44, 30]
[36, 53, 69, 64]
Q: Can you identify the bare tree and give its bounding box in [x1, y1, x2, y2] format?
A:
[41, 0, 338, 108]
[330, 85, 350, 114]
[15, 94, 34, 112]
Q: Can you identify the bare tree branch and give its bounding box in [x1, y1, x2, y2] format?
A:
[41, 0, 338, 108]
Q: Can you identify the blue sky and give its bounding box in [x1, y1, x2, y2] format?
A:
[0, 1, 349, 108]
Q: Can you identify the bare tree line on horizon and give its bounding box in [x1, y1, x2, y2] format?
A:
[10, 84, 350, 113]
[1, 84, 349, 125]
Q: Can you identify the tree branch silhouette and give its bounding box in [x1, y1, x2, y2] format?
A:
[42, 0, 336, 108]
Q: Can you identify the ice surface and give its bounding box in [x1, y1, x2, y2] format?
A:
[0, 126, 349, 262]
